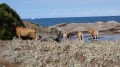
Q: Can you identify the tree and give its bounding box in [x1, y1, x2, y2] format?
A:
[0, 3, 25, 40]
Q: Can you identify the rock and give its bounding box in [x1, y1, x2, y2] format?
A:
[96, 21, 104, 24]
[53, 21, 120, 33]
[25, 24, 62, 42]
[108, 28, 120, 33]
[106, 21, 118, 24]
[39, 27, 62, 42]
[23, 21, 43, 29]
[49, 23, 67, 28]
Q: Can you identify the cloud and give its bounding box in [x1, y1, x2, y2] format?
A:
[48, 9, 120, 18]
[50, 10, 58, 16]
[76, 9, 120, 17]
[97, 10, 120, 16]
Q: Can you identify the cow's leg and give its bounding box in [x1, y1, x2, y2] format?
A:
[92, 35, 96, 40]
[64, 36, 68, 41]
[35, 32, 38, 40]
[81, 35, 84, 41]
[77, 34, 80, 40]
[68, 36, 71, 40]
[78, 34, 82, 41]
[96, 34, 98, 39]
[30, 33, 36, 40]
[91, 35, 94, 40]
[95, 35, 97, 39]
[64, 36, 67, 41]
[18, 34, 21, 40]
[94, 35, 97, 40]
[78, 36, 81, 41]
[35, 30, 38, 40]
[78, 35, 83, 42]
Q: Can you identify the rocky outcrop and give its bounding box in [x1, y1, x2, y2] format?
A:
[51, 21, 120, 33]
[39, 28, 62, 42]
[23, 21, 62, 42]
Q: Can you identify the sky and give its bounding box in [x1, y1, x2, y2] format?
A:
[0, 0, 120, 19]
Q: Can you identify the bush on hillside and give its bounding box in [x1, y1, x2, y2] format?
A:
[0, 3, 24, 40]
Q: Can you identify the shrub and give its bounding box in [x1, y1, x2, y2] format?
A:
[0, 3, 25, 40]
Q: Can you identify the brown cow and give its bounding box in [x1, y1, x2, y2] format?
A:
[62, 31, 83, 41]
[15, 26, 38, 40]
[88, 29, 99, 39]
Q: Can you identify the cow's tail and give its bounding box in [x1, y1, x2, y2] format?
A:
[35, 29, 38, 40]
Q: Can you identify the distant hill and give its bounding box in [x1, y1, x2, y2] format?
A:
[0, 3, 24, 40]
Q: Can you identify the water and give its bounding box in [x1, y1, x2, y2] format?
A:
[85, 34, 120, 42]
[22, 16, 120, 26]
[60, 34, 120, 42]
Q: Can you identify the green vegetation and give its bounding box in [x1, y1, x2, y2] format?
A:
[0, 3, 24, 40]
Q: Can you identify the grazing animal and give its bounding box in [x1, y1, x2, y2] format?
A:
[15, 26, 38, 40]
[62, 31, 83, 41]
[88, 29, 99, 39]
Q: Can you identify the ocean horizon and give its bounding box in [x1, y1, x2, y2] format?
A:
[22, 16, 120, 26]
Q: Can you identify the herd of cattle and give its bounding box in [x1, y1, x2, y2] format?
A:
[15, 26, 99, 42]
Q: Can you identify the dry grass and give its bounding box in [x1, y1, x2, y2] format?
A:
[0, 39, 120, 67]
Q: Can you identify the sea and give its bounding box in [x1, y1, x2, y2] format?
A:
[22, 16, 120, 26]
